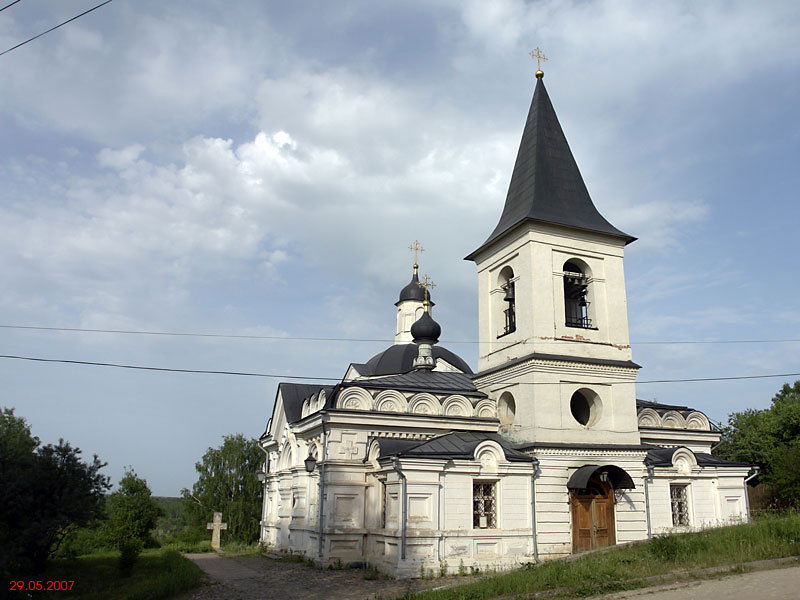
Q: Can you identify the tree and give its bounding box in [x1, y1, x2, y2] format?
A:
[716, 380, 800, 508]
[106, 469, 162, 570]
[182, 434, 263, 544]
[0, 408, 110, 579]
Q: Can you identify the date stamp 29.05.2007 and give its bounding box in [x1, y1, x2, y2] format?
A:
[9, 580, 75, 592]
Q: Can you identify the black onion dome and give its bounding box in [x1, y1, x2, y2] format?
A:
[397, 271, 434, 306]
[410, 311, 441, 344]
[362, 344, 473, 375]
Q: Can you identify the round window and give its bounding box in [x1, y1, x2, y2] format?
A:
[570, 389, 601, 427]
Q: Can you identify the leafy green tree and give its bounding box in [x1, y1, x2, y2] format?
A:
[182, 434, 263, 544]
[0, 408, 110, 578]
[106, 468, 162, 570]
[717, 381, 800, 507]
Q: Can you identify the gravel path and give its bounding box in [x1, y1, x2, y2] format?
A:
[591, 564, 800, 600]
[183, 553, 452, 600]
[184, 553, 800, 600]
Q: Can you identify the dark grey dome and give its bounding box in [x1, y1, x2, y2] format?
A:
[362, 344, 473, 376]
[397, 271, 434, 306]
[411, 311, 441, 344]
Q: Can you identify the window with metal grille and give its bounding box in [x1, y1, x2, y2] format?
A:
[473, 482, 497, 529]
[670, 484, 690, 526]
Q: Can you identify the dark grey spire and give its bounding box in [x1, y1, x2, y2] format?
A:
[466, 76, 634, 261]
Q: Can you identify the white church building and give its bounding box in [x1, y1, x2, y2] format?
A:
[258, 68, 752, 577]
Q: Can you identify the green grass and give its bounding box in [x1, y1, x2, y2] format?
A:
[400, 512, 800, 599]
[36, 548, 204, 600]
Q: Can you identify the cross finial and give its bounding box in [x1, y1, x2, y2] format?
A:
[529, 47, 547, 78]
[408, 240, 424, 266]
[417, 274, 436, 312]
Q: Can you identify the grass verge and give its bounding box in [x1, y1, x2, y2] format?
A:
[36, 548, 204, 600]
[401, 512, 800, 599]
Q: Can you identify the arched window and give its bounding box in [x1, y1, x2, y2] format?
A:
[563, 260, 591, 328]
[496, 266, 516, 337]
[497, 392, 516, 426]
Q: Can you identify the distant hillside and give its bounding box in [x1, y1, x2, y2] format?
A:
[152, 496, 194, 541]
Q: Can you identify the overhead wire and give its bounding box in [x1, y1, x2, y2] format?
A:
[1, 324, 799, 347]
[0, 353, 798, 386]
[0, 1, 23, 13]
[0, 0, 113, 58]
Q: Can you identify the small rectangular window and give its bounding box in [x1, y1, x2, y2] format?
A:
[473, 482, 497, 529]
[670, 484, 690, 526]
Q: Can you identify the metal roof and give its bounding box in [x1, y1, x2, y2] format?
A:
[361, 343, 473, 376]
[346, 370, 485, 397]
[376, 431, 534, 463]
[278, 383, 335, 424]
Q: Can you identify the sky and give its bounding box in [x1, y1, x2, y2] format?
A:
[1, 0, 799, 496]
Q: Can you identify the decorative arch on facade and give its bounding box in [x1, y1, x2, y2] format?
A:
[637, 408, 662, 428]
[442, 395, 472, 417]
[661, 410, 687, 429]
[474, 441, 503, 474]
[278, 440, 294, 471]
[374, 390, 408, 413]
[474, 399, 497, 419]
[671, 447, 697, 474]
[366, 439, 382, 470]
[563, 258, 594, 329]
[337, 387, 373, 411]
[685, 411, 710, 430]
[408, 393, 441, 415]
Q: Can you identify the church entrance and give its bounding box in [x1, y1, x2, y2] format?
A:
[570, 476, 616, 553]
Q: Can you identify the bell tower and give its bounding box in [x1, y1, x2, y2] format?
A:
[466, 63, 641, 446]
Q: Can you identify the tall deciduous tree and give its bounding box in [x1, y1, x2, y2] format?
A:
[717, 380, 800, 507]
[106, 468, 162, 570]
[0, 408, 110, 578]
[182, 434, 263, 544]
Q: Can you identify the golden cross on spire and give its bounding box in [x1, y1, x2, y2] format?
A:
[408, 240, 424, 265]
[417, 274, 436, 311]
[529, 47, 547, 69]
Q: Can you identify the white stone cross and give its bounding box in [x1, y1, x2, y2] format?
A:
[206, 511, 228, 550]
[340, 440, 359, 459]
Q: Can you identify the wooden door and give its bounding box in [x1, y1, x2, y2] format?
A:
[571, 479, 616, 553]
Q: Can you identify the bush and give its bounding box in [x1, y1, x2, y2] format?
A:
[106, 469, 162, 572]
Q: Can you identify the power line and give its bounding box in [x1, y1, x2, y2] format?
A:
[0, 0, 113, 58]
[0, 1, 24, 13]
[0, 354, 340, 381]
[1, 323, 799, 347]
[0, 353, 798, 386]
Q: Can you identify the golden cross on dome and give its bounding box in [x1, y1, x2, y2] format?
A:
[417, 274, 436, 311]
[529, 47, 547, 70]
[408, 240, 424, 265]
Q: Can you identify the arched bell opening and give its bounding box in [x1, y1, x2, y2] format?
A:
[563, 259, 593, 329]
[495, 265, 516, 337]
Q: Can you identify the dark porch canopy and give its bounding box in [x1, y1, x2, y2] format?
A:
[567, 465, 635, 490]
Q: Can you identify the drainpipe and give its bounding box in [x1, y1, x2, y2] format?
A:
[317, 423, 328, 558]
[743, 466, 760, 521]
[530, 458, 540, 562]
[644, 465, 654, 539]
[392, 458, 407, 560]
